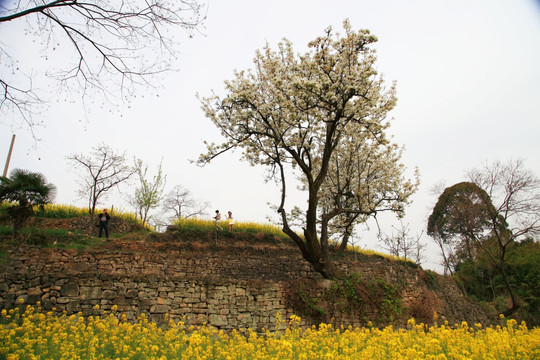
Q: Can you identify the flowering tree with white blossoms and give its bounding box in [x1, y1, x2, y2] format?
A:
[318, 130, 419, 254]
[198, 20, 418, 278]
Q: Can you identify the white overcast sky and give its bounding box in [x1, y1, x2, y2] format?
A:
[1, 0, 540, 271]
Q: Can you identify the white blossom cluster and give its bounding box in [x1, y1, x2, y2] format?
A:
[198, 20, 418, 277]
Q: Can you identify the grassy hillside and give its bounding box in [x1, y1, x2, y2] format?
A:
[1, 202, 415, 264]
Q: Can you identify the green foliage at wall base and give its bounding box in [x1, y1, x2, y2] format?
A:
[285, 273, 402, 327]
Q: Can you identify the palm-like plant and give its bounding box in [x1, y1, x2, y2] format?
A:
[0, 169, 56, 239]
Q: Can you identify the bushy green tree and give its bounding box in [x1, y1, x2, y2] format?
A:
[128, 159, 166, 227]
[452, 238, 539, 325]
[0, 169, 56, 239]
[505, 239, 539, 324]
[427, 182, 497, 269]
[429, 160, 540, 315]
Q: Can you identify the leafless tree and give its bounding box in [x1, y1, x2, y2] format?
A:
[67, 144, 135, 214]
[378, 221, 425, 265]
[161, 185, 209, 222]
[429, 233, 457, 276]
[467, 159, 540, 241]
[1, 0, 205, 130]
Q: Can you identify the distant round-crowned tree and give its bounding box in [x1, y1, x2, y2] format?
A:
[0, 169, 56, 239]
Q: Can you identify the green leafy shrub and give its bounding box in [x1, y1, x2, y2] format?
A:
[424, 270, 440, 290]
[285, 274, 403, 326]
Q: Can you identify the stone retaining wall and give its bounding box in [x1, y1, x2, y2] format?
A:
[1, 271, 295, 331]
[0, 243, 318, 330]
[0, 241, 495, 329]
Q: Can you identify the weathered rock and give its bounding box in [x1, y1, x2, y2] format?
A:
[56, 297, 71, 304]
[125, 289, 138, 299]
[80, 287, 101, 300]
[61, 283, 80, 297]
[102, 290, 117, 300]
[209, 314, 228, 327]
[150, 304, 169, 314]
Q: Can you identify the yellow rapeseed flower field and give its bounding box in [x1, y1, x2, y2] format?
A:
[1, 305, 539, 359]
[173, 217, 286, 238]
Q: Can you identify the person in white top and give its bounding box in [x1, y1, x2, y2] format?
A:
[213, 210, 223, 231]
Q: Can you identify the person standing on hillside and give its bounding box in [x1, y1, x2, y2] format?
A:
[227, 211, 234, 232]
[213, 210, 223, 231]
[98, 208, 111, 238]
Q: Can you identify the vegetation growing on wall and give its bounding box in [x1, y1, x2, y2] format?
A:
[285, 274, 402, 326]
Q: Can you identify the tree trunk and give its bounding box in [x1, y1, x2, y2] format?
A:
[310, 255, 344, 279]
[338, 231, 351, 252]
[500, 266, 520, 315]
